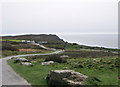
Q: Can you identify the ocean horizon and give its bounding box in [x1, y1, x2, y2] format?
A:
[59, 34, 118, 49]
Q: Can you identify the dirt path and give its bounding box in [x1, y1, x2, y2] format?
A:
[31, 42, 56, 50]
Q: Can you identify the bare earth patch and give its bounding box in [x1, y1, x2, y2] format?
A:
[18, 49, 41, 53]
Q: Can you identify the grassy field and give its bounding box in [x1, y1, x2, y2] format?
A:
[1, 38, 119, 86]
[8, 51, 119, 86]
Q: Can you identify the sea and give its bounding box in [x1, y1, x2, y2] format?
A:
[59, 34, 118, 49]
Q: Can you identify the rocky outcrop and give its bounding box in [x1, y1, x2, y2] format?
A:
[13, 57, 34, 66]
[41, 61, 54, 65]
[14, 58, 29, 63]
[46, 70, 88, 87]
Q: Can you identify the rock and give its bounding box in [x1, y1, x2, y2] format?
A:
[60, 55, 69, 58]
[46, 70, 88, 86]
[41, 61, 54, 65]
[14, 58, 29, 63]
[92, 59, 100, 62]
[21, 62, 34, 66]
[63, 78, 82, 85]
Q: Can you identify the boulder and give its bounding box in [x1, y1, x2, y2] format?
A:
[41, 61, 54, 65]
[21, 62, 34, 66]
[60, 55, 69, 58]
[14, 58, 29, 63]
[46, 70, 88, 86]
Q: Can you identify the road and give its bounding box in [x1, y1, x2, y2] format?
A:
[31, 42, 56, 50]
[0, 50, 63, 86]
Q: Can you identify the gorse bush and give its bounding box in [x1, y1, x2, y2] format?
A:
[45, 54, 67, 63]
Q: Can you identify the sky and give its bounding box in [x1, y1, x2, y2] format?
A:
[0, 0, 119, 36]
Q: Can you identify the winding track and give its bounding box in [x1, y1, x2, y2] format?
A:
[0, 50, 63, 86]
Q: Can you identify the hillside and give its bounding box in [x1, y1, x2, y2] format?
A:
[2, 34, 65, 43]
[1, 34, 119, 51]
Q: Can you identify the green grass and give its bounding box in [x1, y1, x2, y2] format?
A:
[8, 56, 119, 86]
[0, 39, 22, 42]
[8, 59, 65, 85]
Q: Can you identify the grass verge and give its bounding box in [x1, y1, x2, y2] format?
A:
[8, 56, 119, 86]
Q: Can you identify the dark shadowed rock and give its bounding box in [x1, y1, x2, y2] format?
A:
[14, 58, 29, 63]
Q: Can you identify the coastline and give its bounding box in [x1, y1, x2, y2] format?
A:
[58, 34, 118, 49]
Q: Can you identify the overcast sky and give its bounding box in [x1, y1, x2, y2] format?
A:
[0, 0, 119, 35]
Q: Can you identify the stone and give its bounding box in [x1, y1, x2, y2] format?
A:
[41, 61, 54, 65]
[60, 55, 69, 58]
[21, 62, 34, 66]
[46, 70, 88, 86]
[92, 59, 100, 62]
[14, 58, 29, 63]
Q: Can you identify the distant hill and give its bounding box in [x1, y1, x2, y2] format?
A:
[2, 34, 65, 43]
[1, 34, 119, 51]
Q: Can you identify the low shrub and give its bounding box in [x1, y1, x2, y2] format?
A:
[45, 54, 67, 63]
[62, 50, 117, 58]
[2, 43, 18, 51]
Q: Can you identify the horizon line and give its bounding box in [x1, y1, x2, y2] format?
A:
[1, 32, 118, 36]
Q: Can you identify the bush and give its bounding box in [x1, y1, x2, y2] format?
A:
[2, 43, 18, 51]
[72, 43, 78, 45]
[45, 54, 67, 63]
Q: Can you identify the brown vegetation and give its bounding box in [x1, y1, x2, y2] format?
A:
[18, 49, 41, 53]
